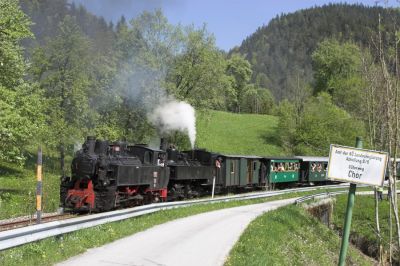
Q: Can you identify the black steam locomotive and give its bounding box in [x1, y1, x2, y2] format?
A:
[60, 136, 331, 212]
[61, 136, 169, 212]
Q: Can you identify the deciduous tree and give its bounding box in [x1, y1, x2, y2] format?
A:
[0, 0, 44, 163]
[31, 15, 95, 173]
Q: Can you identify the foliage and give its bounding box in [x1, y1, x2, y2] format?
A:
[226, 54, 252, 112]
[275, 100, 298, 153]
[30, 15, 96, 151]
[0, 84, 45, 163]
[312, 39, 364, 114]
[0, 0, 32, 88]
[0, 0, 44, 163]
[241, 85, 275, 115]
[277, 93, 366, 155]
[167, 26, 231, 110]
[312, 39, 361, 93]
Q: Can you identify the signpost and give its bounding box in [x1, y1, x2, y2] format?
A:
[36, 147, 43, 224]
[327, 137, 388, 266]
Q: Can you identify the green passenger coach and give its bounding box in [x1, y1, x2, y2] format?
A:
[295, 156, 329, 183]
[264, 157, 300, 184]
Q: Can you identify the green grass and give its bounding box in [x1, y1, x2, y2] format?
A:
[0, 159, 62, 219]
[225, 205, 374, 266]
[197, 110, 283, 156]
[0, 188, 352, 266]
[333, 194, 400, 262]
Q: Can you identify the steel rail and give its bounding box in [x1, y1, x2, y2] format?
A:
[0, 214, 76, 232]
[0, 183, 364, 251]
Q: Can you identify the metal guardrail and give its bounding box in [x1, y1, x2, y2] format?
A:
[295, 191, 347, 204]
[295, 187, 376, 204]
[0, 183, 361, 251]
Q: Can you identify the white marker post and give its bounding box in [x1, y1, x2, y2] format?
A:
[327, 138, 388, 266]
[213, 158, 221, 199]
[211, 177, 216, 199]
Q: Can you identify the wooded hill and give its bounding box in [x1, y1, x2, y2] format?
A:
[233, 4, 400, 100]
[2, 1, 399, 164]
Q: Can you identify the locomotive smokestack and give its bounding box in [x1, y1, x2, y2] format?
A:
[95, 140, 108, 154]
[160, 138, 167, 151]
[86, 136, 96, 155]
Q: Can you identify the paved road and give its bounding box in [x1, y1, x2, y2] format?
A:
[58, 198, 296, 266]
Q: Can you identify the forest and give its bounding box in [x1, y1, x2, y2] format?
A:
[0, 0, 399, 167]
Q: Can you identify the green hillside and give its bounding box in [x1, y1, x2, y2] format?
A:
[196, 110, 284, 156]
[235, 4, 400, 100]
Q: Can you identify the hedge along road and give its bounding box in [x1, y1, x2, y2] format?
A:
[57, 198, 297, 266]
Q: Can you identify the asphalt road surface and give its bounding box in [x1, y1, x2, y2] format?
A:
[58, 198, 296, 266]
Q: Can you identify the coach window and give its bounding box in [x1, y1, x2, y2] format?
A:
[144, 151, 152, 164]
[285, 163, 290, 171]
[311, 163, 316, 172]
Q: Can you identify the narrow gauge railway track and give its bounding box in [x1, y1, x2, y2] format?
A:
[0, 184, 361, 251]
[0, 214, 77, 232]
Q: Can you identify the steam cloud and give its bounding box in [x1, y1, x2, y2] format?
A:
[148, 100, 196, 148]
[114, 62, 197, 148]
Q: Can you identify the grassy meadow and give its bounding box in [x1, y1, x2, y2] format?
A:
[0, 159, 62, 219]
[196, 110, 284, 156]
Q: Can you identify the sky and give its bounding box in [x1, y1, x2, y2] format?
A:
[70, 0, 400, 51]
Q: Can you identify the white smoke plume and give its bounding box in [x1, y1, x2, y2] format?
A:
[148, 100, 196, 148]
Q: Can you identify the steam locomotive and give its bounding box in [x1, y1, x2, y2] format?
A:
[60, 136, 330, 212]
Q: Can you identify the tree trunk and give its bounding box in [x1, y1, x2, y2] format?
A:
[375, 187, 384, 264]
[60, 144, 65, 178]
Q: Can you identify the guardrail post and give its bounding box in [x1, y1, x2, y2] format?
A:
[338, 137, 362, 266]
[36, 146, 43, 224]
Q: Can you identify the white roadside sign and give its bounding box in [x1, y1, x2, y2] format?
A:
[327, 145, 388, 186]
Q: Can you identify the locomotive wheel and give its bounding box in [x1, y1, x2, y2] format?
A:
[60, 179, 73, 207]
[94, 186, 117, 212]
